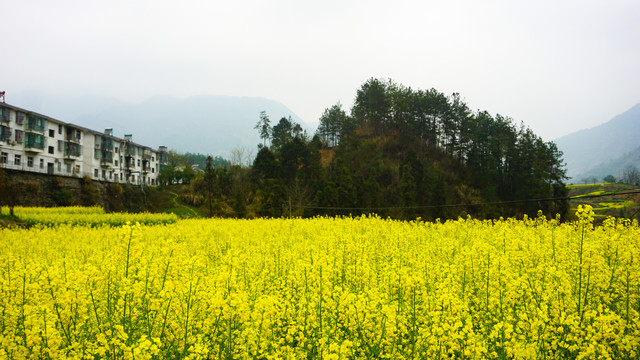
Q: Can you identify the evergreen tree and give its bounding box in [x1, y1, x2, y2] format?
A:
[255, 110, 271, 147]
[316, 102, 348, 147]
[205, 156, 214, 217]
[271, 117, 293, 150]
[352, 78, 391, 135]
[184, 78, 571, 221]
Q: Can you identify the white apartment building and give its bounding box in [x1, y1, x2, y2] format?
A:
[0, 103, 168, 185]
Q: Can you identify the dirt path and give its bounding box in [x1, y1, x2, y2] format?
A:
[167, 191, 199, 217]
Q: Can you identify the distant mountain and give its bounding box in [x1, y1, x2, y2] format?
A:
[8, 91, 308, 157]
[554, 103, 640, 182]
[577, 146, 640, 181]
[7, 90, 124, 122]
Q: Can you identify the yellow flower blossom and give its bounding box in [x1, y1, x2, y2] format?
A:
[0, 208, 638, 358]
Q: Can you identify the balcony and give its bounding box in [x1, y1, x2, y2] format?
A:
[26, 116, 45, 133]
[124, 158, 134, 169]
[124, 145, 137, 157]
[142, 159, 151, 173]
[101, 151, 114, 165]
[25, 133, 45, 151]
[65, 128, 82, 143]
[101, 138, 114, 151]
[158, 152, 168, 164]
[64, 142, 81, 158]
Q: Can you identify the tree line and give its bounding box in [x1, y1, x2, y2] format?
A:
[173, 78, 569, 220]
[580, 166, 640, 186]
[157, 151, 229, 185]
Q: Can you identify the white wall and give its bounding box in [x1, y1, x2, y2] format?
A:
[1, 104, 165, 186]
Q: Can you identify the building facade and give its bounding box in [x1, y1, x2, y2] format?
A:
[0, 103, 168, 185]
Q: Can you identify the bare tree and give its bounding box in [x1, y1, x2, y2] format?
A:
[623, 165, 640, 186]
[230, 147, 254, 168]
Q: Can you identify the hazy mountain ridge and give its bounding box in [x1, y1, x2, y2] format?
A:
[8, 91, 307, 157]
[554, 103, 640, 181]
[577, 145, 640, 181]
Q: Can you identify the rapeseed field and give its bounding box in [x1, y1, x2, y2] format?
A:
[1, 206, 639, 359]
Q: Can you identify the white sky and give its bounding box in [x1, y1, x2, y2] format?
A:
[2, 0, 640, 141]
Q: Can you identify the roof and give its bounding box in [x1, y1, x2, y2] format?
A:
[0, 102, 164, 152]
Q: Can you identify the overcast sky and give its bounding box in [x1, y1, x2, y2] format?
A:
[3, 0, 639, 141]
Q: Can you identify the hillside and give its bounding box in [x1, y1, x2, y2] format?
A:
[567, 182, 640, 221]
[241, 78, 569, 221]
[575, 145, 640, 181]
[555, 103, 640, 181]
[8, 91, 307, 157]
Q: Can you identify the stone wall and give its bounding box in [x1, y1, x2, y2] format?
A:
[1, 168, 151, 211]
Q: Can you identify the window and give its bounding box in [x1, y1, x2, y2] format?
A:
[40, 159, 44, 169]
[94, 169, 98, 177]
[0, 125, 11, 141]
[115, 160, 118, 166]
[0, 107, 8, 123]
[49, 129, 55, 138]
[0, 152, 7, 164]
[14, 154, 21, 166]
[27, 156, 34, 167]
[48, 146, 54, 154]
[137, 159, 140, 167]
[58, 125, 62, 134]
[15, 130, 24, 143]
[75, 165, 80, 174]
[16, 113, 25, 125]
[120, 173, 123, 181]
[152, 168, 155, 173]
[66, 163, 71, 173]
[152, 156, 155, 162]
[102, 169, 106, 179]
[57, 162, 61, 172]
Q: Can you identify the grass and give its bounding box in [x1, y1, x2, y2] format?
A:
[0, 212, 26, 228]
[566, 182, 616, 189]
[571, 190, 606, 198]
[568, 182, 639, 221]
[594, 201, 635, 210]
[163, 206, 207, 218]
[149, 186, 206, 218]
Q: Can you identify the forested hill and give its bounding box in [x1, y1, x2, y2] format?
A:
[246, 78, 568, 220]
